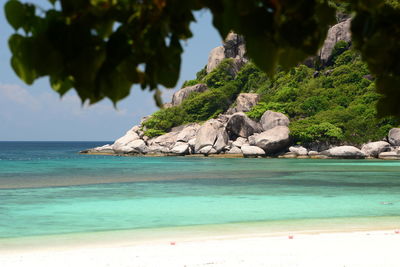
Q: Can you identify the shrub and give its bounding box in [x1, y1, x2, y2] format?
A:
[203, 58, 236, 88]
[290, 120, 344, 144]
[182, 79, 200, 88]
[144, 129, 166, 138]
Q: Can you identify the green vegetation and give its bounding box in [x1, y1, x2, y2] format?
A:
[144, 42, 400, 146]
[246, 43, 400, 145]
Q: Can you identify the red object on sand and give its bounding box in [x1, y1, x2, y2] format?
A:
[170, 241, 176, 245]
[288, 235, 294, 239]
[395, 230, 400, 234]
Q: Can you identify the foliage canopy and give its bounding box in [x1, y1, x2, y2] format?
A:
[4, 0, 400, 116]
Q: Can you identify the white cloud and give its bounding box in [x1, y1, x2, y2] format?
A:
[0, 83, 42, 110]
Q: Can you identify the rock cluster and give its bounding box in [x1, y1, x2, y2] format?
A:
[84, 93, 291, 158]
[84, 114, 400, 160]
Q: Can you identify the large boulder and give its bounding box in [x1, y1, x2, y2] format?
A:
[171, 143, 190, 155]
[226, 146, 242, 154]
[388, 128, 400, 146]
[361, 141, 391, 158]
[241, 145, 265, 157]
[232, 137, 248, 148]
[226, 112, 263, 138]
[260, 111, 290, 131]
[151, 131, 179, 149]
[249, 126, 290, 154]
[171, 84, 208, 106]
[319, 18, 351, 63]
[206, 46, 225, 73]
[289, 146, 308, 156]
[322, 146, 365, 159]
[206, 32, 247, 73]
[213, 128, 229, 153]
[197, 145, 217, 155]
[232, 93, 260, 113]
[379, 151, 400, 160]
[195, 119, 222, 152]
[223, 32, 246, 59]
[176, 124, 201, 142]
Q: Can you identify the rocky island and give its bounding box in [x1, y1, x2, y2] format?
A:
[82, 17, 400, 160]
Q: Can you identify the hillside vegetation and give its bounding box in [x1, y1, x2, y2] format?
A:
[143, 42, 400, 146]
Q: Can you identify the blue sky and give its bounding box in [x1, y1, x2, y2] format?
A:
[0, 4, 221, 141]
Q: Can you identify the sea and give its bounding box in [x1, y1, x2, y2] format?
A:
[1, 141, 400, 246]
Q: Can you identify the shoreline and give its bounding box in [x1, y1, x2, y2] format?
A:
[1, 223, 400, 266]
[80, 151, 400, 160]
[2, 216, 399, 252]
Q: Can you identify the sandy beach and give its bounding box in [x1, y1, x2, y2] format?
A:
[1, 228, 400, 267]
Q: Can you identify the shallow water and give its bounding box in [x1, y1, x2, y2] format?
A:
[1, 142, 400, 239]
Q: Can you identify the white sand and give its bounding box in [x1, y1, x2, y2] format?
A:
[1, 229, 400, 267]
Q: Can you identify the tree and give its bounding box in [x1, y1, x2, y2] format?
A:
[3, 0, 400, 116]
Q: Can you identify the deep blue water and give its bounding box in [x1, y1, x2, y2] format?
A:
[0, 142, 400, 239]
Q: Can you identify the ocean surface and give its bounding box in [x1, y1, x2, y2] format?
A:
[1, 141, 400, 240]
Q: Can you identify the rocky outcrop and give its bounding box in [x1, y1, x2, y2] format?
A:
[260, 111, 290, 131]
[206, 46, 225, 73]
[228, 93, 260, 113]
[241, 145, 265, 157]
[206, 33, 247, 73]
[388, 128, 400, 146]
[322, 146, 365, 159]
[361, 141, 391, 158]
[249, 126, 290, 154]
[319, 18, 351, 63]
[91, 144, 114, 153]
[226, 112, 262, 138]
[171, 84, 208, 106]
[112, 127, 141, 153]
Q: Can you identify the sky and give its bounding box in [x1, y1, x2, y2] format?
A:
[0, 3, 221, 141]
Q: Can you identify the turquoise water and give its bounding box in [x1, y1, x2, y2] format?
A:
[1, 142, 400, 239]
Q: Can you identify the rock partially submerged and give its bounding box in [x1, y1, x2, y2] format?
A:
[289, 146, 308, 156]
[322, 146, 365, 159]
[379, 151, 400, 160]
[241, 145, 265, 157]
[361, 141, 390, 158]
